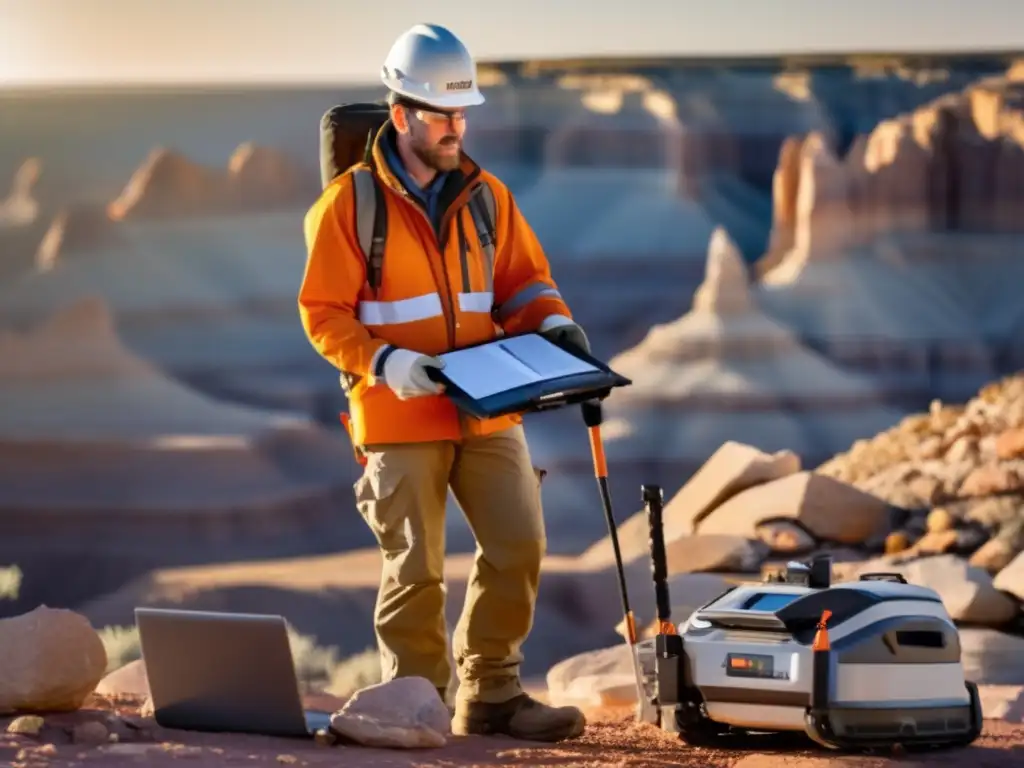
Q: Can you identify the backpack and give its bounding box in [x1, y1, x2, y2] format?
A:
[318, 102, 497, 296]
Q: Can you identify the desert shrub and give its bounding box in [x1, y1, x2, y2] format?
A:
[287, 625, 342, 693]
[97, 625, 142, 674]
[326, 646, 382, 697]
[0, 565, 22, 601]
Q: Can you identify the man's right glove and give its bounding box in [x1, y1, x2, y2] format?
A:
[378, 348, 446, 400]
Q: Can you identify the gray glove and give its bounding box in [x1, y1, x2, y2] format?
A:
[538, 315, 591, 355]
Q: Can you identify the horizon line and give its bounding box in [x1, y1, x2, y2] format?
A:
[1, 44, 1021, 95]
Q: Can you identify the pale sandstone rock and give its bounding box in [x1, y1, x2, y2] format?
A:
[0, 606, 107, 715]
[107, 147, 228, 220]
[95, 658, 149, 698]
[663, 441, 802, 535]
[971, 537, 1018, 575]
[696, 471, 890, 545]
[329, 676, 451, 749]
[960, 463, 1024, 497]
[755, 520, 816, 553]
[226, 142, 310, 208]
[580, 442, 799, 567]
[993, 551, 1024, 602]
[961, 629, 1024, 685]
[856, 555, 1019, 625]
[107, 144, 310, 221]
[980, 685, 1024, 723]
[662, 534, 767, 574]
[965, 496, 1023, 529]
[6, 715, 44, 735]
[35, 203, 122, 270]
[911, 529, 959, 556]
[546, 644, 639, 709]
[0, 157, 41, 227]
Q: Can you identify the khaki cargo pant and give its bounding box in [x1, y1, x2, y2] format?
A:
[353, 423, 545, 704]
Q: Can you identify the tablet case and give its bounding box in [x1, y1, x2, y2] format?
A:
[426, 333, 632, 420]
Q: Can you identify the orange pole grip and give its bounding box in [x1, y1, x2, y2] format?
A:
[812, 609, 832, 651]
[588, 425, 608, 479]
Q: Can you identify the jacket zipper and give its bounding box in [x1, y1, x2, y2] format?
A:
[395, 189, 458, 350]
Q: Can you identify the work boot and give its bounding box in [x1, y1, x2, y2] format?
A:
[451, 693, 586, 742]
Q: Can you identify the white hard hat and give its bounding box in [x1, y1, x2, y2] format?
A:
[380, 23, 485, 110]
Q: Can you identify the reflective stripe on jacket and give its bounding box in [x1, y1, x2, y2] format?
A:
[298, 121, 574, 446]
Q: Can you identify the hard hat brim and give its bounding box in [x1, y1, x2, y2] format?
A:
[385, 84, 486, 110]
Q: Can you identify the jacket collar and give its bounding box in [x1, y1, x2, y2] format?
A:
[369, 120, 483, 219]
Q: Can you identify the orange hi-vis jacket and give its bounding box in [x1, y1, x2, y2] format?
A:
[298, 122, 575, 446]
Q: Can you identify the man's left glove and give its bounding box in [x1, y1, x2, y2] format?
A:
[538, 314, 590, 355]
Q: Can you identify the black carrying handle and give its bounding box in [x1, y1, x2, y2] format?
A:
[643, 483, 672, 624]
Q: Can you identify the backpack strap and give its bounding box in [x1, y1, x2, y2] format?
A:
[351, 167, 387, 294]
[468, 180, 497, 291]
[353, 171, 494, 297]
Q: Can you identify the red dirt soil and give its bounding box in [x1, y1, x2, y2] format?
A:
[2, 695, 1022, 768]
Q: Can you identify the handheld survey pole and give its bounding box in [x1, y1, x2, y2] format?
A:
[642, 484, 676, 636]
[581, 400, 653, 722]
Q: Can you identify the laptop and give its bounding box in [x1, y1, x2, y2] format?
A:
[135, 606, 334, 738]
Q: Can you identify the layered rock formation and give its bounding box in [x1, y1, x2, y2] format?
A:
[753, 67, 1024, 401]
[0, 158, 50, 282]
[34, 203, 122, 271]
[107, 143, 317, 221]
[0, 298, 368, 613]
[0, 157, 41, 227]
[0, 204, 338, 417]
[598, 227, 903, 476]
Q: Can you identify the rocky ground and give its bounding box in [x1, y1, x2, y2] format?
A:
[817, 373, 1024, 579]
[3, 694, 1024, 768]
[5, 374, 1024, 766]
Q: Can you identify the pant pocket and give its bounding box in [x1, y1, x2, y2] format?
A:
[353, 452, 406, 547]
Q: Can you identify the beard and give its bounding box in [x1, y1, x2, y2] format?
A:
[411, 132, 462, 172]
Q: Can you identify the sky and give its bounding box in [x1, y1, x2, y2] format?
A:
[1, 0, 1023, 88]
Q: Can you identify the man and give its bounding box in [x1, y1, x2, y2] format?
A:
[298, 23, 591, 742]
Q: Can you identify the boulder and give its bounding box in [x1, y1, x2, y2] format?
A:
[95, 658, 149, 698]
[980, 685, 1024, 723]
[993, 551, 1024, 602]
[996, 427, 1024, 460]
[329, 676, 451, 749]
[0, 606, 107, 714]
[971, 537, 1018, 575]
[546, 644, 639, 709]
[662, 534, 767, 574]
[663, 441, 802, 534]
[755, 520, 816, 554]
[697, 471, 891, 545]
[960, 629, 1024, 685]
[855, 554, 1019, 626]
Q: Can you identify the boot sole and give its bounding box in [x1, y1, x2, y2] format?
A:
[452, 714, 586, 742]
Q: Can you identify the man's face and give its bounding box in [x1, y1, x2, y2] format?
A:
[405, 106, 467, 172]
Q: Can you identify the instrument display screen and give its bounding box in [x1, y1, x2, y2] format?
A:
[725, 653, 775, 678]
[745, 593, 802, 612]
